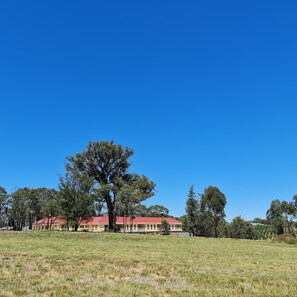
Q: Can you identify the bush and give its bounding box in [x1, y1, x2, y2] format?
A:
[272, 234, 297, 244]
[229, 216, 254, 239]
[161, 218, 170, 235]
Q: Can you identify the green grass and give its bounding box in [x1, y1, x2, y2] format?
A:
[0, 232, 296, 297]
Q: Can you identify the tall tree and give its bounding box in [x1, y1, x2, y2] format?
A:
[266, 199, 285, 235]
[0, 187, 9, 228]
[185, 185, 199, 236]
[66, 141, 155, 231]
[200, 186, 227, 238]
[10, 188, 30, 230]
[59, 171, 96, 231]
[41, 189, 61, 230]
[281, 201, 296, 235]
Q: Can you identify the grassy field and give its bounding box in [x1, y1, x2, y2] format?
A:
[0, 232, 296, 297]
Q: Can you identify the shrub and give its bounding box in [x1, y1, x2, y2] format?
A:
[272, 234, 297, 244]
[161, 218, 170, 235]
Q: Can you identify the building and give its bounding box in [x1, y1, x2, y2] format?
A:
[32, 216, 183, 233]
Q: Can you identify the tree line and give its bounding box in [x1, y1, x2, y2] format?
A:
[0, 141, 177, 231]
[2, 140, 296, 238]
[182, 185, 297, 240]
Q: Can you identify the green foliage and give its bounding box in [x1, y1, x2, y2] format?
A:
[266, 199, 285, 235]
[133, 204, 148, 217]
[185, 185, 199, 236]
[133, 204, 170, 217]
[29, 188, 60, 229]
[160, 218, 171, 235]
[0, 186, 8, 228]
[200, 186, 227, 238]
[59, 171, 96, 231]
[196, 209, 214, 237]
[10, 188, 31, 230]
[216, 219, 230, 238]
[252, 224, 274, 240]
[66, 141, 155, 231]
[229, 216, 254, 239]
[7, 187, 60, 230]
[251, 217, 268, 225]
[281, 201, 296, 235]
[179, 214, 189, 232]
[147, 205, 169, 217]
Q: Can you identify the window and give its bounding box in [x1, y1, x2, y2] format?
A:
[134, 225, 136, 230]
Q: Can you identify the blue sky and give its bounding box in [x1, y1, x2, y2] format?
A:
[1, 1, 297, 221]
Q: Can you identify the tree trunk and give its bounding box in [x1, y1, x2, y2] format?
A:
[214, 226, 218, 238]
[28, 215, 32, 230]
[106, 194, 115, 231]
[108, 206, 114, 231]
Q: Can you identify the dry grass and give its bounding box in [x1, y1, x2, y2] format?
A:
[0, 232, 296, 296]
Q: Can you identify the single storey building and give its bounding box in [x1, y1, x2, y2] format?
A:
[32, 216, 183, 233]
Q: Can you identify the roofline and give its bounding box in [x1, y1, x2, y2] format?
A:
[33, 216, 182, 225]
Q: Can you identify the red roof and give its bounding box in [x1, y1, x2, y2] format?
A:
[115, 217, 181, 224]
[33, 217, 65, 225]
[33, 216, 181, 225]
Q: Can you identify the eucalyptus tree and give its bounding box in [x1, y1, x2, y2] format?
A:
[66, 141, 155, 231]
[200, 186, 227, 238]
[0, 187, 9, 228]
[10, 188, 31, 230]
[266, 199, 285, 235]
[281, 201, 296, 235]
[59, 170, 96, 231]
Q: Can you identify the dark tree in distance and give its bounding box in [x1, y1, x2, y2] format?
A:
[134, 204, 148, 217]
[147, 205, 169, 217]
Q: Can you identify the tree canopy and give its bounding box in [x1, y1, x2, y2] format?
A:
[200, 186, 227, 238]
[66, 141, 155, 231]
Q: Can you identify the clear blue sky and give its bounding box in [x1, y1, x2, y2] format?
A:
[1, 1, 297, 221]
